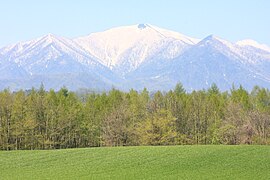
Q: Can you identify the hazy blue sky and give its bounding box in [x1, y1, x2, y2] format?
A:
[0, 0, 269, 47]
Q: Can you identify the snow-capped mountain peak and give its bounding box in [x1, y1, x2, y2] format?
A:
[1, 24, 270, 92]
[41, 33, 57, 40]
[145, 24, 199, 44]
[236, 39, 270, 53]
[198, 35, 231, 46]
[196, 34, 236, 54]
[74, 24, 199, 74]
[37, 33, 73, 48]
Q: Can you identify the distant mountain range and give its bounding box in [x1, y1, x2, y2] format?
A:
[1, 24, 270, 91]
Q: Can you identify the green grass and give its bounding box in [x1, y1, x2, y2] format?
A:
[1, 145, 270, 179]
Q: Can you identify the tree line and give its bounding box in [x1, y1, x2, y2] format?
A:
[0, 83, 270, 150]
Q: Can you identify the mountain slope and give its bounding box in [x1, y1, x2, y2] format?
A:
[169, 36, 270, 91]
[74, 24, 199, 76]
[125, 35, 270, 91]
[0, 24, 270, 91]
[0, 34, 121, 90]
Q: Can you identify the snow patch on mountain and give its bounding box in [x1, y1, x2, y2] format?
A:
[1, 24, 270, 91]
[237, 39, 270, 53]
[74, 24, 199, 75]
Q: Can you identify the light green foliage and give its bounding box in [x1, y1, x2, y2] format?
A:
[138, 109, 177, 145]
[1, 84, 270, 150]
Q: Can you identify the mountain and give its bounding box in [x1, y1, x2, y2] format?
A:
[0, 34, 120, 91]
[120, 34, 270, 91]
[168, 35, 270, 91]
[0, 24, 270, 91]
[74, 24, 199, 76]
[236, 39, 270, 53]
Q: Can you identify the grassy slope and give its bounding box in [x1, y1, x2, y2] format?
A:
[1, 145, 270, 180]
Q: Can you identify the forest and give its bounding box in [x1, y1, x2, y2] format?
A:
[0, 83, 270, 150]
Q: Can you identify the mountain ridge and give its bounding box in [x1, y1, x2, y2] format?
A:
[1, 24, 270, 91]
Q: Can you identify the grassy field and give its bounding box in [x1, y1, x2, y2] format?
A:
[0, 145, 270, 179]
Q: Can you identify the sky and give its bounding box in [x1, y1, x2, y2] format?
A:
[0, 0, 269, 47]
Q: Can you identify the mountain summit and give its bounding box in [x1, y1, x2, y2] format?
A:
[0, 24, 270, 91]
[74, 24, 198, 75]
